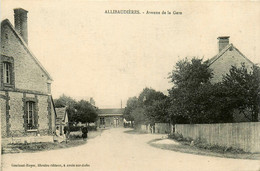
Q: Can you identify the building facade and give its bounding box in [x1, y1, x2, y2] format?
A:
[208, 36, 257, 122]
[1, 8, 56, 143]
[97, 108, 124, 128]
[208, 36, 254, 83]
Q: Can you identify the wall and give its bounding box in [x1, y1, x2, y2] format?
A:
[175, 122, 260, 153]
[1, 22, 49, 93]
[137, 123, 172, 134]
[1, 91, 52, 138]
[140, 124, 149, 133]
[209, 46, 253, 83]
[155, 123, 171, 134]
[1, 93, 7, 137]
[97, 115, 124, 128]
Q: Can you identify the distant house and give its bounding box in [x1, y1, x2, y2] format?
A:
[0, 8, 56, 144]
[208, 36, 257, 122]
[208, 36, 254, 83]
[55, 107, 69, 135]
[97, 108, 124, 128]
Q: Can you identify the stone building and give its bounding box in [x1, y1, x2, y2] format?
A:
[208, 36, 257, 122]
[97, 108, 124, 128]
[208, 36, 254, 83]
[0, 8, 56, 144]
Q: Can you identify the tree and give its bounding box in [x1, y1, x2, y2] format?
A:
[168, 58, 213, 89]
[131, 107, 147, 125]
[54, 95, 98, 124]
[124, 87, 170, 126]
[168, 57, 214, 124]
[145, 98, 170, 124]
[123, 97, 138, 121]
[75, 100, 98, 124]
[222, 63, 260, 121]
[54, 94, 77, 124]
[138, 87, 166, 107]
[54, 94, 77, 108]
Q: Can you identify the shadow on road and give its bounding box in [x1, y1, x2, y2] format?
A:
[123, 129, 147, 134]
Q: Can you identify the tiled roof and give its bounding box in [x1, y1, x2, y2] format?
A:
[97, 108, 124, 114]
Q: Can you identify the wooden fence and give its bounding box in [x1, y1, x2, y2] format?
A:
[155, 123, 171, 134]
[175, 122, 260, 153]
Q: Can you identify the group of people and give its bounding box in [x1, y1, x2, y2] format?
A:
[54, 126, 70, 143]
[54, 125, 88, 143]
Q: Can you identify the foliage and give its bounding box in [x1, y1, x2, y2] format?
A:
[54, 94, 77, 108]
[168, 133, 246, 154]
[124, 87, 170, 126]
[54, 95, 98, 124]
[74, 100, 98, 123]
[168, 58, 213, 89]
[222, 64, 260, 121]
[145, 98, 170, 124]
[123, 96, 138, 121]
[168, 57, 259, 124]
[168, 57, 216, 124]
[131, 107, 147, 125]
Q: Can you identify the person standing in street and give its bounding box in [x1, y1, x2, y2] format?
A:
[82, 126, 88, 141]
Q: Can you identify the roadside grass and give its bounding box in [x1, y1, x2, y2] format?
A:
[2, 129, 103, 154]
[148, 138, 260, 160]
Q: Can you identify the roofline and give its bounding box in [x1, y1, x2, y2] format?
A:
[51, 96, 57, 117]
[1, 19, 53, 81]
[208, 43, 254, 67]
[208, 44, 232, 66]
[98, 114, 123, 116]
[232, 46, 254, 65]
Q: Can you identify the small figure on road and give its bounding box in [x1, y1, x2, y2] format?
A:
[82, 126, 88, 141]
[64, 125, 70, 143]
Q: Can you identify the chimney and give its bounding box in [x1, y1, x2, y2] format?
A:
[218, 36, 229, 52]
[14, 8, 28, 44]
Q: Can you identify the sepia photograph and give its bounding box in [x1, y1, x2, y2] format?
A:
[1, 0, 260, 170]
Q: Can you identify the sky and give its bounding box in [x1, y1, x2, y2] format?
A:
[1, 0, 260, 108]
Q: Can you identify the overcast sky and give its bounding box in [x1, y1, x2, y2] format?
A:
[1, 0, 260, 108]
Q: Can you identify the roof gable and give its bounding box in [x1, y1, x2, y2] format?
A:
[208, 43, 254, 66]
[1, 19, 53, 81]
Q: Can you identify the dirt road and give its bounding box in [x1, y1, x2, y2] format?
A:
[2, 128, 260, 171]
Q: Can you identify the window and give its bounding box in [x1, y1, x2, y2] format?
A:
[3, 62, 11, 84]
[26, 101, 36, 130]
[100, 117, 105, 125]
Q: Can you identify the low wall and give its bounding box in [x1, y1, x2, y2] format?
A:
[140, 124, 149, 133]
[2, 136, 54, 146]
[175, 122, 260, 153]
[137, 123, 172, 134]
[155, 123, 171, 134]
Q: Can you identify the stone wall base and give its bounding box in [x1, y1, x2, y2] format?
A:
[2, 135, 54, 146]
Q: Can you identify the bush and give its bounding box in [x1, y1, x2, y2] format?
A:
[69, 126, 83, 132]
[87, 125, 97, 131]
[69, 125, 97, 132]
[168, 134, 247, 154]
[168, 132, 184, 141]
